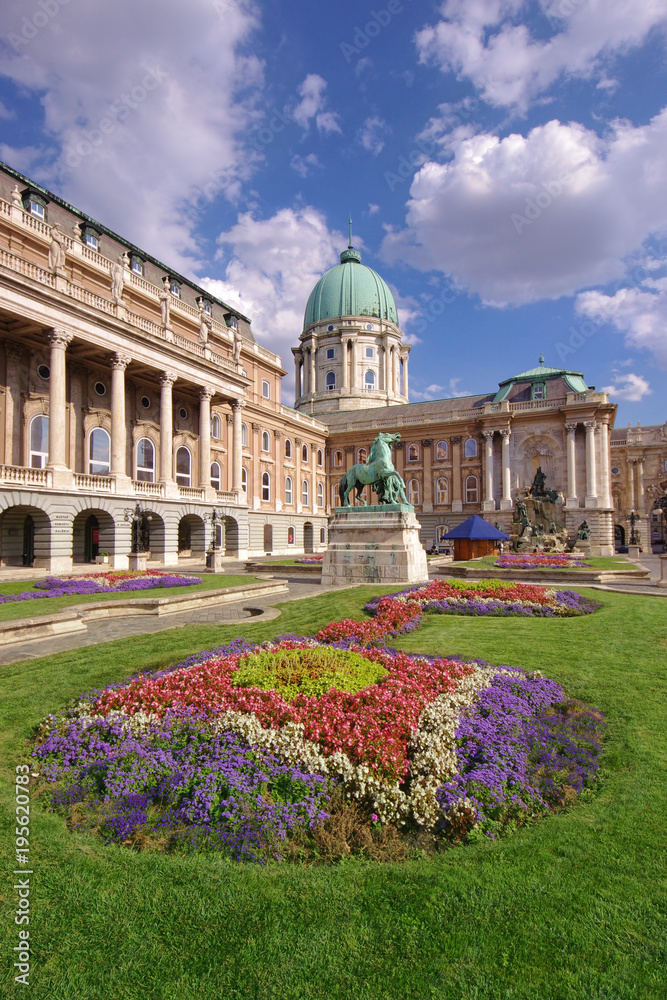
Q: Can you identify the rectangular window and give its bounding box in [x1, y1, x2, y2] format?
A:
[326, 348, 335, 359]
[29, 201, 45, 220]
[365, 347, 374, 358]
[262, 381, 270, 399]
[130, 257, 143, 275]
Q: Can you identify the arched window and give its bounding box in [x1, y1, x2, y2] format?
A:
[89, 427, 110, 476]
[333, 450, 343, 467]
[210, 461, 221, 491]
[364, 370, 375, 390]
[287, 525, 295, 545]
[285, 438, 292, 459]
[408, 478, 420, 505]
[241, 466, 248, 493]
[317, 482, 324, 508]
[261, 430, 270, 452]
[211, 414, 221, 439]
[317, 449, 323, 466]
[435, 440, 448, 460]
[302, 444, 309, 462]
[175, 446, 191, 487]
[136, 437, 155, 482]
[325, 371, 336, 391]
[262, 380, 270, 399]
[436, 477, 449, 505]
[261, 471, 270, 501]
[357, 448, 367, 464]
[464, 438, 478, 459]
[320, 527, 326, 544]
[302, 479, 309, 505]
[29, 415, 49, 469]
[408, 443, 420, 462]
[465, 475, 479, 503]
[241, 422, 248, 448]
[285, 476, 293, 504]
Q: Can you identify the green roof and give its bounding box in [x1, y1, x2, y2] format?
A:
[304, 244, 398, 328]
[493, 357, 589, 402]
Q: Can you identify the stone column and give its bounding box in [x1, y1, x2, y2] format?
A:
[482, 429, 495, 511]
[500, 428, 512, 510]
[295, 438, 303, 513]
[421, 439, 433, 513]
[383, 339, 390, 393]
[598, 419, 611, 508]
[68, 365, 84, 474]
[627, 459, 636, 509]
[159, 372, 176, 489]
[309, 340, 316, 395]
[199, 386, 213, 491]
[451, 435, 463, 512]
[252, 423, 261, 505]
[293, 352, 302, 399]
[4, 344, 23, 466]
[232, 399, 244, 494]
[110, 353, 131, 480]
[392, 347, 399, 395]
[341, 341, 348, 390]
[584, 420, 598, 506]
[637, 458, 645, 510]
[402, 351, 409, 397]
[565, 423, 578, 507]
[46, 329, 73, 480]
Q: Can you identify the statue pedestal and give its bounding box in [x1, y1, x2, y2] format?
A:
[322, 505, 429, 587]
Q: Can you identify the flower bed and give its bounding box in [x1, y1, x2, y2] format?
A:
[296, 554, 323, 564]
[0, 570, 202, 604]
[32, 618, 606, 861]
[494, 553, 591, 569]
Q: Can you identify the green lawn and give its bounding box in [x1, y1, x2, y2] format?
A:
[458, 554, 640, 571]
[0, 574, 258, 622]
[1, 585, 666, 999]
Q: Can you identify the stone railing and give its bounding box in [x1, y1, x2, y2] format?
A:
[0, 464, 52, 487]
[178, 486, 205, 500]
[132, 480, 166, 497]
[216, 489, 241, 504]
[0, 248, 56, 288]
[73, 473, 114, 492]
[509, 397, 567, 412]
[67, 280, 116, 316]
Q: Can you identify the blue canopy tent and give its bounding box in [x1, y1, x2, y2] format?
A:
[442, 515, 509, 561]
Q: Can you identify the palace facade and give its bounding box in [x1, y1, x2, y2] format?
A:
[0, 161, 663, 571]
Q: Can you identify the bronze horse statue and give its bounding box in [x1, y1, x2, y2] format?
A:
[339, 432, 407, 506]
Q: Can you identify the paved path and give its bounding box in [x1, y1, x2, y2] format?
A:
[0, 569, 349, 666]
[1, 556, 665, 667]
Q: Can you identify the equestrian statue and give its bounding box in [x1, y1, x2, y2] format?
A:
[339, 432, 408, 507]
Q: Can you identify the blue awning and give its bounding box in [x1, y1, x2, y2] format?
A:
[442, 515, 509, 540]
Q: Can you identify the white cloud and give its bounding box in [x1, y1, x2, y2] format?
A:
[382, 111, 667, 306]
[292, 74, 341, 134]
[410, 377, 470, 400]
[601, 372, 652, 401]
[368, 203, 380, 215]
[290, 153, 321, 178]
[0, 0, 263, 271]
[0, 100, 14, 120]
[358, 116, 388, 156]
[201, 207, 344, 398]
[577, 278, 667, 366]
[416, 0, 667, 110]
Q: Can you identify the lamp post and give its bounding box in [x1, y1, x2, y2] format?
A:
[626, 509, 640, 547]
[204, 508, 224, 573]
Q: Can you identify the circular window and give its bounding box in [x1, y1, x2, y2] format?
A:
[141, 396, 151, 409]
[611, 466, 620, 475]
[179, 407, 188, 420]
[365, 323, 373, 330]
[37, 364, 50, 380]
[94, 381, 106, 396]
[327, 324, 334, 332]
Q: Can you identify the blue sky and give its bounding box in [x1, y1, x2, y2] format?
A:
[1, 0, 666, 424]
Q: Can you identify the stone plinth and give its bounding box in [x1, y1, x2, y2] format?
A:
[322, 504, 429, 587]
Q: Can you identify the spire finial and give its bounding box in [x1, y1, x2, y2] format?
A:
[348, 214, 353, 249]
[539, 353, 544, 365]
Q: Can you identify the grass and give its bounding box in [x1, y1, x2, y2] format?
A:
[458, 554, 640, 571]
[0, 574, 258, 622]
[1, 584, 666, 999]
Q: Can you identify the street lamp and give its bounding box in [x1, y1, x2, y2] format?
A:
[626, 509, 640, 546]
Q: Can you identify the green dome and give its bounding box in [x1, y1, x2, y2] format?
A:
[304, 246, 399, 328]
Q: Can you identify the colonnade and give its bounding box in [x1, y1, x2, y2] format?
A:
[41, 328, 244, 493]
[481, 427, 513, 511]
[293, 335, 409, 398]
[565, 418, 611, 508]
